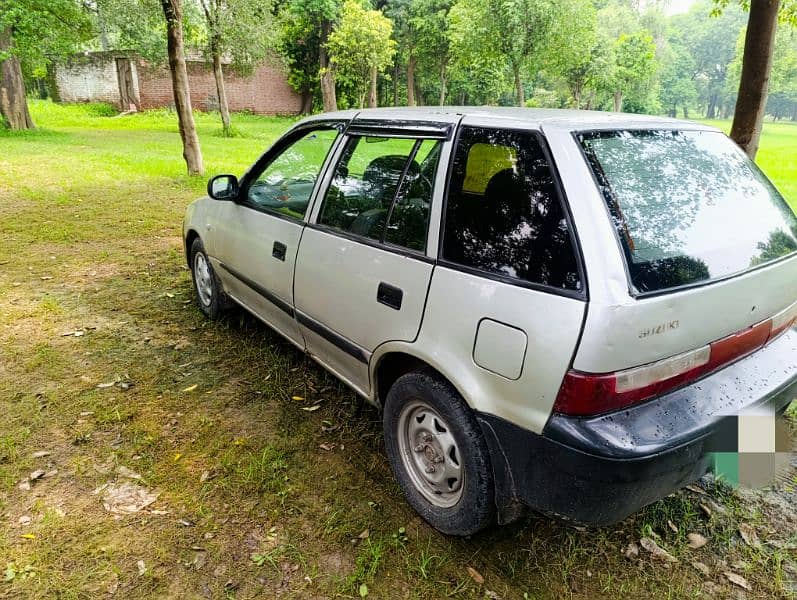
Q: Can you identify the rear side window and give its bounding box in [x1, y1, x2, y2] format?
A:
[319, 135, 441, 252]
[442, 127, 582, 292]
[579, 130, 797, 294]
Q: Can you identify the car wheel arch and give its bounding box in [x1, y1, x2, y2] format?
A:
[185, 229, 201, 267]
[371, 348, 475, 411]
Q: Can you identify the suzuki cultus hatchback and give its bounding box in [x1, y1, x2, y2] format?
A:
[184, 108, 797, 535]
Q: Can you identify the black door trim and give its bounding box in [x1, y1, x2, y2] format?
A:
[218, 263, 294, 318]
[295, 311, 369, 364]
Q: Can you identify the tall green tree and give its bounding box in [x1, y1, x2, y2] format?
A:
[612, 30, 657, 112]
[448, 0, 561, 105]
[0, 0, 92, 129]
[197, 0, 276, 135]
[716, 0, 797, 157]
[326, 0, 396, 108]
[278, 0, 340, 111]
[411, 0, 452, 105]
[160, 0, 203, 174]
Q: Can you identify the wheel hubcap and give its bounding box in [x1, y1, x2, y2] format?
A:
[397, 400, 464, 508]
[193, 252, 214, 307]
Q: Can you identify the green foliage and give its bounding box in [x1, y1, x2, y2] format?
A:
[613, 30, 658, 111]
[326, 0, 396, 107]
[0, 0, 93, 73]
[197, 0, 276, 75]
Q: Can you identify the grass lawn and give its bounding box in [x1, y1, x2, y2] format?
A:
[0, 101, 795, 599]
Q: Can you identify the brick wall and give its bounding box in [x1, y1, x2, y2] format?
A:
[138, 60, 302, 115]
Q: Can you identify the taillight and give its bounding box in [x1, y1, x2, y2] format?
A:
[553, 301, 796, 417]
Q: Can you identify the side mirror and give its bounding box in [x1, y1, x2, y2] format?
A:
[208, 174, 239, 201]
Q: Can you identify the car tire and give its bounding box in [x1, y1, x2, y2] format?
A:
[189, 237, 226, 320]
[383, 371, 496, 536]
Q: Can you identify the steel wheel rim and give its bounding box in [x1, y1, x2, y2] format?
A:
[193, 252, 214, 307]
[397, 399, 465, 508]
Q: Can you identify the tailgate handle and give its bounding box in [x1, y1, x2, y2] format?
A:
[377, 282, 403, 310]
[272, 241, 287, 261]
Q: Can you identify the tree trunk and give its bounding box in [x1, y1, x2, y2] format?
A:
[211, 42, 231, 136]
[439, 63, 447, 106]
[407, 54, 416, 107]
[573, 85, 582, 110]
[683, 106, 689, 119]
[0, 27, 34, 130]
[613, 91, 623, 113]
[705, 93, 716, 119]
[393, 61, 399, 106]
[513, 65, 524, 106]
[367, 66, 377, 108]
[730, 0, 780, 159]
[300, 87, 313, 114]
[319, 19, 337, 112]
[160, 0, 203, 175]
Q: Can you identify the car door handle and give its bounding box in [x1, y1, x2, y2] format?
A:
[272, 241, 287, 261]
[377, 282, 403, 310]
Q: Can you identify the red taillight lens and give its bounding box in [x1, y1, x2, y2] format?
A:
[553, 302, 796, 417]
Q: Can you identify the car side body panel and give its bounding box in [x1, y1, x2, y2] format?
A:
[400, 266, 586, 434]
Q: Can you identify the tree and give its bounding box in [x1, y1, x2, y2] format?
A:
[716, 0, 796, 157]
[278, 0, 339, 111]
[659, 38, 698, 117]
[160, 0, 204, 175]
[612, 31, 657, 112]
[730, 0, 781, 157]
[326, 0, 396, 108]
[0, 0, 91, 129]
[198, 0, 275, 135]
[448, 0, 564, 106]
[413, 0, 453, 105]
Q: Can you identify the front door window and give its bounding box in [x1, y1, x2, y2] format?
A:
[246, 128, 339, 219]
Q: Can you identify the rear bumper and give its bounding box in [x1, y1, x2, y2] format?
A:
[477, 329, 797, 525]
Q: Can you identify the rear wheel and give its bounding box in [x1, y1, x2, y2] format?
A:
[383, 371, 495, 536]
[190, 238, 226, 319]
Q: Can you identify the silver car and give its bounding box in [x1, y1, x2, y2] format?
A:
[183, 108, 797, 535]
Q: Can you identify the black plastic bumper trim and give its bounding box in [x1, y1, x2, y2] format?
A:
[296, 311, 369, 364]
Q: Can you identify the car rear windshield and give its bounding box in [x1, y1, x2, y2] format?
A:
[578, 129, 797, 294]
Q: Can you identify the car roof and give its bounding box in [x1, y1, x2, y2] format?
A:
[299, 106, 718, 133]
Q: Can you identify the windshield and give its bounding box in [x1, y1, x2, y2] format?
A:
[579, 129, 797, 294]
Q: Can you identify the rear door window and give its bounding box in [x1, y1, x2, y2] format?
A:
[318, 135, 441, 252]
[579, 130, 797, 294]
[441, 126, 582, 292]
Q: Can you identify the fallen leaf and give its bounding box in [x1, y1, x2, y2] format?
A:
[667, 520, 678, 533]
[687, 533, 708, 549]
[467, 566, 485, 585]
[97, 382, 116, 389]
[319, 443, 336, 451]
[291, 395, 305, 401]
[699, 503, 712, 518]
[691, 561, 710, 576]
[359, 583, 369, 597]
[107, 573, 119, 595]
[99, 482, 159, 515]
[18, 516, 31, 526]
[29, 470, 45, 481]
[724, 572, 751, 590]
[182, 384, 198, 393]
[18, 481, 31, 491]
[640, 537, 678, 563]
[624, 542, 639, 560]
[137, 560, 146, 576]
[173, 453, 182, 462]
[358, 529, 370, 539]
[20, 534, 35, 540]
[485, 592, 502, 600]
[301, 405, 321, 412]
[739, 523, 760, 548]
[31, 451, 51, 459]
[117, 466, 142, 480]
